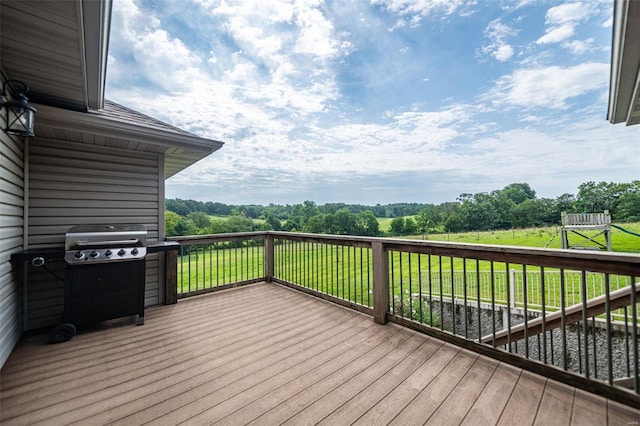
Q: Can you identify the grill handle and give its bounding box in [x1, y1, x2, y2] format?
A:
[75, 239, 140, 247]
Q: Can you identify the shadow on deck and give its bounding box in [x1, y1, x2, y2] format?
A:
[1, 283, 639, 425]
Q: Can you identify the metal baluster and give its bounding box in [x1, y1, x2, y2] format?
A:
[581, 270, 589, 378]
[450, 257, 456, 334]
[605, 274, 612, 384]
[577, 321, 583, 374]
[428, 254, 433, 327]
[592, 316, 598, 379]
[626, 305, 631, 377]
[477, 259, 481, 342]
[360, 247, 364, 305]
[439, 256, 444, 331]
[367, 246, 371, 307]
[491, 261, 496, 347]
[523, 265, 529, 358]
[463, 259, 468, 339]
[409, 253, 413, 321]
[632, 275, 639, 393]
[560, 268, 567, 371]
[506, 262, 512, 353]
[541, 267, 547, 364]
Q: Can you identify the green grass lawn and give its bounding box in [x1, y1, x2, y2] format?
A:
[408, 222, 640, 253]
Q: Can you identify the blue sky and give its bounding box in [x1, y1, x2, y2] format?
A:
[106, 0, 639, 205]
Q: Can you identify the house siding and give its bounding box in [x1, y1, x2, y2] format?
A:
[0, 130, 25, 367]
[25, 139, 161, 330]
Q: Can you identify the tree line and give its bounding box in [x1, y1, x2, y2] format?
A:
[166, 181, 640, 237]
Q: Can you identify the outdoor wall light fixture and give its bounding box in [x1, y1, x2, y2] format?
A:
[1, 79, 36, 137]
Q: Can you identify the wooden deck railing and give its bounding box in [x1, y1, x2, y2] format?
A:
[168, 231, 640, 408]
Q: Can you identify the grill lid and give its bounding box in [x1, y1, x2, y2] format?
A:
[64, 224, 147, 264]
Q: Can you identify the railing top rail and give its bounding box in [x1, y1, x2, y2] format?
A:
[269, 231, 374, 248]
[168, 231, 267, 245]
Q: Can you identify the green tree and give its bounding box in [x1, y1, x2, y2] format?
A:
[174, 217, 197, 236]
[355, 211, 380, 236]
[304, 214, 326, 233]
[165, 211, 181, 237]
[416, 205, 439, 236]
[390, 217, 406, 235]
[265, 213, 281, 231]
[499, 183, 536, 204]
[403, 217, 418, 235]
[187, 211, 211, 229]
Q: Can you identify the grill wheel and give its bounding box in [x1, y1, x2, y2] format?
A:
[50, 323, 76, 344]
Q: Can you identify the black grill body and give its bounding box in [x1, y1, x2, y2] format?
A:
[64, 260, 146, 326]
[52, 224, 148, 342]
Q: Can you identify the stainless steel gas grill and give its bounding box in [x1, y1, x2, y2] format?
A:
[52, 224, 148, 343]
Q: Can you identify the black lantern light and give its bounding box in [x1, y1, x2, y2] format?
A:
[1, 80, 36, 137]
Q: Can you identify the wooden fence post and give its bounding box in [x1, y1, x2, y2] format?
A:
[372, 241, 389, 324]
[265, 233, 274, 282]
[165, 249, 178, 305]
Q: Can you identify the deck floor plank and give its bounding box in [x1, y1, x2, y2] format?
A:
[459, 362, 521, 426]
[1, 283, 639, 426]
[280, 336, 442, 426]
[4, 291, 351, 424]
[533, 380, 575, 425]
[68, 301, 372, 425]
[571, 389, 607, 426]
[1, 291, 320, 411]
[137, 320, 394, 425]
[237, 326, 413, 426]
[497, 370, 547, 426]
[316, 335, 447, 425]
[385, 349, 477, 425]
[425, 356, 499, 425]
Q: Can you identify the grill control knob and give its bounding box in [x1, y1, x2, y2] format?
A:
[74, 251, 84, 259]
[90, 250, 99, 258]
[131, 248, 139, 255]
[118, 249, 126, 256]
[105, 249, 113, 256]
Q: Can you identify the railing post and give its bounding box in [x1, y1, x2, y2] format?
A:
[265, 233, 274, 282]
[165, 248, 178, 305]
[372, 241, 389, 324]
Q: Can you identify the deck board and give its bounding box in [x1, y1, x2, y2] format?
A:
[1, 282, 640, 425]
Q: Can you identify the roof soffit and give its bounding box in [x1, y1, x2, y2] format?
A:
[0, 0, 111, 111]
[608, 0, 640, 126]
[34, 103, 224, 153]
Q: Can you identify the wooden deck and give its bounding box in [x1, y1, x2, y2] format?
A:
[1, 283, 639, 425]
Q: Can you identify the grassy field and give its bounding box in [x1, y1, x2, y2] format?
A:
[206, 213, 640, 253]
[412, 222, 640, 253]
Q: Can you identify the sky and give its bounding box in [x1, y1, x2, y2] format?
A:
[105, 0, 640, 206]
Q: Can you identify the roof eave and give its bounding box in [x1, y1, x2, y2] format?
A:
[81, 0, 112, 110]
[607, 0, 640, 126]
[35, 103, 224, 153]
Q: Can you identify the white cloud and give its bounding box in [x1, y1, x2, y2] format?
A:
[480, 19, 517, 62]
[536, 2, 593, 46]
[545, 2, 592, 24]
[562, 38, 594, 55]
[370, 0, 475, 27]
[494, 45, 514, 61]
[486, 62, 609, 109]
[536, 23, 575, 44]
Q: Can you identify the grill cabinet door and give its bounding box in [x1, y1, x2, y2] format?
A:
[64, 261, 145, 325]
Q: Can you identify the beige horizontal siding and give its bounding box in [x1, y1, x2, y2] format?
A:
[25, 139, 162, 331]
[0, 130, 25, 368]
